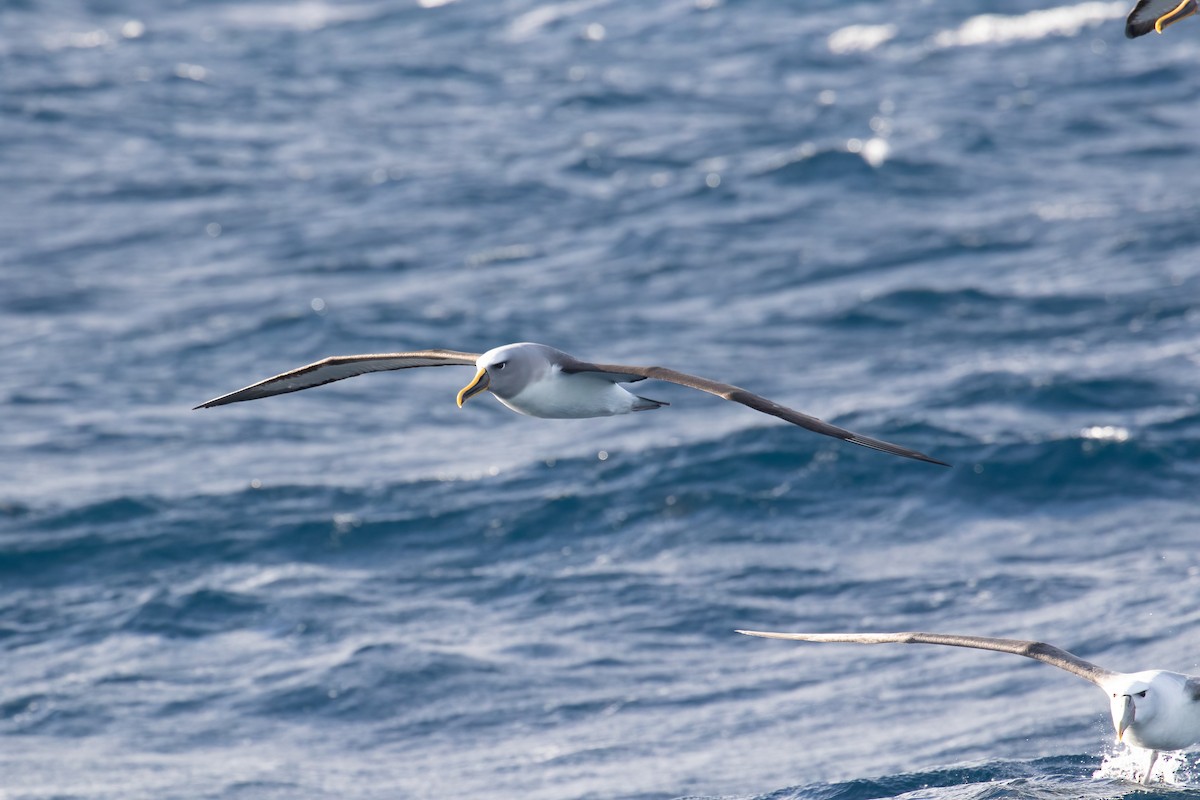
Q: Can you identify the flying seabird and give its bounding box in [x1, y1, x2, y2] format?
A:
[1127, 0, 1197, 37]
[738, 629, 1200, 784]
[194, 342, 948, 466]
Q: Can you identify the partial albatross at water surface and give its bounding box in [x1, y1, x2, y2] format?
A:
[738, 628, 1200, 784]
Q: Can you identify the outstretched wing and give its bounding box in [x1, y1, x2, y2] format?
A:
[558, 360, 949, 467]
[194, 350, 481, 409]
[1126, 0, 1197, 37]
[736, 630, 1119, 686]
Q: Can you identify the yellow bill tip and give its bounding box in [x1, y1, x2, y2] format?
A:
[1155, 0, 1196, 32]
[457, 367, 489, 407]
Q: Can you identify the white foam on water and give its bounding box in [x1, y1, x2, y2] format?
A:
[932, 2, 1126, 48]
[1093, 744, 1197, 786]
[828, 24, 896, 54]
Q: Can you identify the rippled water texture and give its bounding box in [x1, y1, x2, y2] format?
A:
[4, 1, 1200, 798]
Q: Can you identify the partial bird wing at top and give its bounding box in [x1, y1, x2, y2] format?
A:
[194, 350, 480, 409]
[1126, 0, 1197, 37]
[736, 630, 1119, 686]
[560, 360, 950, 466]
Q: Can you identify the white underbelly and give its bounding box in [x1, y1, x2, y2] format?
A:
[497, 373, 635, 418]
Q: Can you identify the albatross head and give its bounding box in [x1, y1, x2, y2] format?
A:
[1108, 675, 1158, 745]
[1102, 670, 1200, 756]
[456, 343, 552, 407]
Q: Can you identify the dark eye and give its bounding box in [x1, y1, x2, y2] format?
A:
[495, 361, 507, 370]
[1137, 690, 1148, 698]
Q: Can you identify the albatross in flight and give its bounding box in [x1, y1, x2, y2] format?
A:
[194, 342, 948, 466]
[738, 629, 1200, 784]
[1126, 0, 1197, 37]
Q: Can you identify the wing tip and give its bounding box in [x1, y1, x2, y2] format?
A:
[845, 435, 951, 467]
[736, 629, 793, 640]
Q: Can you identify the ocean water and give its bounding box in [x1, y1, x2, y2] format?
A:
[4, 0, 1200, 797]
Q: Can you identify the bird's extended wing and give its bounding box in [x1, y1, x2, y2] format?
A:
[194, 350, 480, 409]
[1126, 0, 1197, 37]
[559, 360, 949, 467]
[737, 630, 1119, 686]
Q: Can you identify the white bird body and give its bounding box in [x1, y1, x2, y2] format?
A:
[496, 368, 647, 418]
[1103, 670, 1200, 753]
[475, 344, 660, 418]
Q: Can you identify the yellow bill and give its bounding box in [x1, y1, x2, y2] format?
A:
[457, 367, 490, 407]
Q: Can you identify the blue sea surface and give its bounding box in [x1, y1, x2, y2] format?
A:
[5, 1, 1200, 797]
